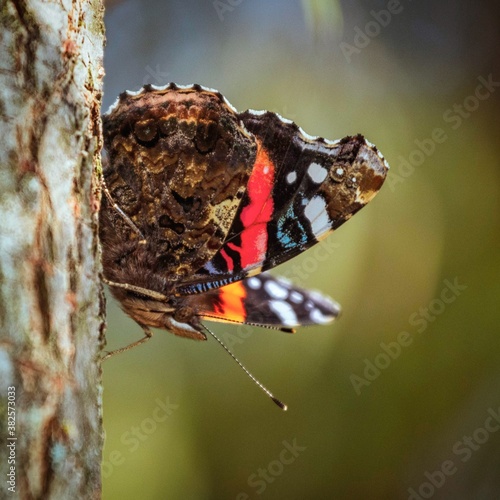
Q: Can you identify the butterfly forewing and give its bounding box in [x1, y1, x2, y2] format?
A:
[178, 112, 388, 294]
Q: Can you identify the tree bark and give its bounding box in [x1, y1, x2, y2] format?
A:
[0, 1, 105, 498]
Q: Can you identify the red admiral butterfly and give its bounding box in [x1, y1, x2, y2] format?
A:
[99, 83, 389, 408]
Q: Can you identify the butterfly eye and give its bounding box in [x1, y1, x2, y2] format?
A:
[134, 119, 158, 142]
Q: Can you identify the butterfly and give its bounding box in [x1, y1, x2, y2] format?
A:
[99, 83, 389, 408]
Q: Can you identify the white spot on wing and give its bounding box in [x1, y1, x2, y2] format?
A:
[289, 291, 303, 304]
[304, 195, 330, 237]
[310, 308, 336, 324]
[247, 277, 261, 290]
[264, 280, 289, 300]
[307, 162, 328, 184]
[269, 300, 298, 326]
[286, 171, 297, 184]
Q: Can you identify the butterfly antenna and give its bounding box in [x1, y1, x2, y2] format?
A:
[202, 324, 288, 411]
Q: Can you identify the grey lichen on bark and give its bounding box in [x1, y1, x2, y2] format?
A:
[0, 0, 105, 498]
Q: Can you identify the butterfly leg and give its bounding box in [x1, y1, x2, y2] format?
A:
[102, 325, 154, 361]
[100, 175, 147, 245]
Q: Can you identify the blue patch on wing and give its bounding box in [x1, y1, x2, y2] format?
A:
[276, 205, 308, 250]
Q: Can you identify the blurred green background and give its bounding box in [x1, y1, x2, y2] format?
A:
[101, 1, 500, 498]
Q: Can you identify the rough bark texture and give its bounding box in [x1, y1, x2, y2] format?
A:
[0, 1, 105, 498]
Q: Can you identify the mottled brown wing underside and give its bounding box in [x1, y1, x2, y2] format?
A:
[100, 85, 257, 284]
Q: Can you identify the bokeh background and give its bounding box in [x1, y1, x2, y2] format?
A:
[101, 1, 500, 499]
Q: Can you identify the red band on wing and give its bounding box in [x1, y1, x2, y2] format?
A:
[238, 144, 275, 268]
[219, 248, 234, 272]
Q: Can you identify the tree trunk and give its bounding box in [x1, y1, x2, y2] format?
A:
[0, 1, 105, 498]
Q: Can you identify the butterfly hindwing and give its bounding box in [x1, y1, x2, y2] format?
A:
[180, 272, 341, 330]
